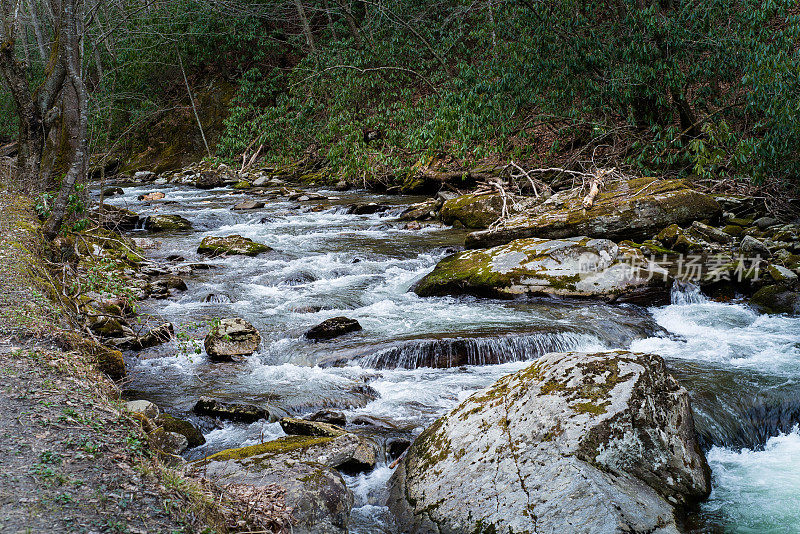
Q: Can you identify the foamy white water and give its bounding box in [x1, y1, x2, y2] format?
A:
[704, 426, 800, 533]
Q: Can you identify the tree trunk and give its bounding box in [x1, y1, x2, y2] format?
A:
[44, 0, 87, 237]
[293, 0, 317, 55]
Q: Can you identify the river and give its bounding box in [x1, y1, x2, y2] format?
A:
[101, 183, 800, 533]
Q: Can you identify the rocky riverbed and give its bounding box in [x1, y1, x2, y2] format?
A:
[87, 165, 800, 533]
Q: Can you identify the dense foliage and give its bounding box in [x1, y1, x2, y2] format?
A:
[2, 0, 799, 185]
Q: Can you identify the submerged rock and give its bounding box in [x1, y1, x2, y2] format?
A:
[197, 235, 272, 257]
[466, 178, 720, 249]
[193, 396, 271, 423]
[388, 351, 711, 534]
[305, 317, 362, 341]
[145, 214, 192, 231]
[413, 236, 668, 302]
[204, 317, 261, 360]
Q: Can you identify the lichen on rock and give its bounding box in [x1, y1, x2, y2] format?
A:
[413, 236, 668, 302]
[388, 351, 710, 534]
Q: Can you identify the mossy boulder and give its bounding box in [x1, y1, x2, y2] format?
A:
[197, 235, 272, 257]
[188, 433, 378, 533]
[388, 351, 710, 534]
[154, 413, 205, 448]
[751, 284, 800, 315]
[413, 236, 668, 302]
[79, 338, 126, 380]
[439, 193, 510, 229]
[466, 178, 721, 249]
[145, 214, 192, 232]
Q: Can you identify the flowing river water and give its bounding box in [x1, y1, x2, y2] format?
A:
[102, 183, 800, 533]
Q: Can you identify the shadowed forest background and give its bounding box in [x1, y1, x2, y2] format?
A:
[1, 0, 799, 209]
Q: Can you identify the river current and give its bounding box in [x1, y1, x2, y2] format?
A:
[101, 184, 800, 533]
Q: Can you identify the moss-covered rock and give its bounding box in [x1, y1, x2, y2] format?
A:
[439, 193, 510, 229]
[145, 214, 192, 232]
[413, 236, 668, 302]
[466, 178, 721, 249]
[751, 284, 800, 315]
[388, 351, 710, 534]
[197, 235, 272, 257]
[188, 433, 379, 533]
[85, 341, 126, 380]
[154, 413, 205, 448]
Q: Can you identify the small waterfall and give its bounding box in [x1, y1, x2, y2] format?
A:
[359, 332, 596, 369]
[670, 280, 708, 305]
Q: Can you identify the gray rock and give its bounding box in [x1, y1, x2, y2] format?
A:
[149, 429, 188, 455]
[305, 317, 362, 341]
[306, 409, 347, 427]
[125, 400, 159, 419]
[204, 317, 261, 360]
[690, 221, 733, 244]
[252, 176, 269, 187]
[133, 170, 156, 182]
[755, 216, 779, 230]
[741, 235, 770, 256]
[188, 433, 379, 533]
[232, 200, 265, 211]
[413, 236, 669, 302]
[388, 351, 710, 534]
[193, 396, 270, 423]
[280, 417, 346, 438]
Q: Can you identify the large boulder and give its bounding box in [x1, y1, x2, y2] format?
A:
[197, 235, 272, 257]
[413, 236, 667, 302]
[204, 317, 261, 360]
[466, 178, 721, 249]
[189, 434, 376, 533]
[145, 214, 192, 231]
[388, 351, 711, 534]
[439, 193, 514, 229]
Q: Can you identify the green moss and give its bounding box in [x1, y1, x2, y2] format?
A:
[573, 401, 611, 415]
[723, 225, 744, 237]
[203, 435, 334, 463]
